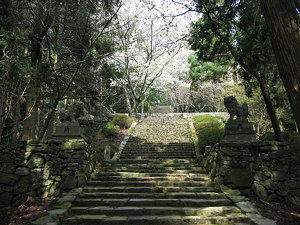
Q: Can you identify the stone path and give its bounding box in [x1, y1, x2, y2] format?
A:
[33, 116, 275, 224]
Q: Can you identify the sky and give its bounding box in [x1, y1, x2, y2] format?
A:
[152, 0, 200, 34]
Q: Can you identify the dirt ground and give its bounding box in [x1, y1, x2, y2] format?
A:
[251, 197, 300, 225]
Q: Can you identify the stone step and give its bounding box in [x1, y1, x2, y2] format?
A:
[122, 146, 195, 149]
[91, 176, 210, 182]
[119, 153, 195, 157]
[86, 180, 215, 187]
[93, 171, 208, 178]
[82, 186, 220, 193]
[99, 168, 205, 173]
[118, 156, 195, 159]
[69, 205, 242, 217]
[77, 192, 225, 200]
[121, 149, 195, 152]
[64, 214, 252, 225]
[72, 198, 232, 207]
[103, 159, 197, 164]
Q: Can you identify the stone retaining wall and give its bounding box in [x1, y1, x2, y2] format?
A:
[0, 139, 102, 206]
[201, 141, 300, 205]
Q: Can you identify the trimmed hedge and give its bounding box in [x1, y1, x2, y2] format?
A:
[193, 115, 225, 153]
[112, 114, 133, 129]
[101, 114, 133, 137]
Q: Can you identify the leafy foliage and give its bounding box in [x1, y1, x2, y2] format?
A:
[102, 121, 120, 137]
[193, 115, 225, 153]
[112, 114, 133, 129]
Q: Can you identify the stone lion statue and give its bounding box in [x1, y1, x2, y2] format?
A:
[58, 101, 87, 124]
[224, 96, 248, 121]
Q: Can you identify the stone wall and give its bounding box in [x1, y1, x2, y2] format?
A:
[201, 141, 300, 205]
[0, 139, 102, 206]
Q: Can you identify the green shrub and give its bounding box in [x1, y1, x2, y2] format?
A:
[215, 115, 228, 124]
[261, 130, 299, 143]
[102, 121, 120, 137]
[194, 115, 222, 130]
[193, 114, 225, 153]
[197, 127, 225, 152]
[112, 114, 132, 129]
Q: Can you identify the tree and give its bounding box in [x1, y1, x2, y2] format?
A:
[111, 0, 183, 115]
[189, 0, 283, 141]
[0, 0, 122, 143]
[260, 0, 300, 137]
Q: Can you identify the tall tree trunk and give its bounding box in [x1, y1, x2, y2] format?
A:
[12, 87, 23, 142]
[0, 87, 7, 143]
[260, 0, 300, 136]
[124, 88, 133, 116]
[257, 76, 282, 141]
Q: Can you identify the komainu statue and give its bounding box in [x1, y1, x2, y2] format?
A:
[224, 96, 248, 121]
[222, 96, 256, 143]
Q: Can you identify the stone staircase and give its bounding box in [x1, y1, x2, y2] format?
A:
[61, 116, 261, 224]
[120, 117, 196, 160]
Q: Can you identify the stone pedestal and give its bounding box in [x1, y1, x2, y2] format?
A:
[222, 119, 256, 144]
[52, 122, 85, 140]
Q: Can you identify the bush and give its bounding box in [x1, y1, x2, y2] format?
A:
[102, 121, 120, 137]
[215, 115, 228, 124]
[193, 114, 225, 153]
[197, 127, 225, 152]
[112, 114, 132, 129]
[261, 130, 299, 143]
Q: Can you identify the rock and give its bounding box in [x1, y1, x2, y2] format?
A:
[50, 155, 64, 164]
[27, 155, 44, 168]
[236, 201, 259, 213]
[76, 172, 87, 186]
[0, 154, 13, 163]
[0, 163, 17, 174]
[15, 167, 30, 176]
[220, 147, 242, 156]
[61, 140, 85, 150]
[287, 189, 300, 205]
[0, 192, 13, 201]
[284, 180, 300, 190]
[253, 182, 268, 200]
[61, 175, 77, 189]
[0, 172, 19, 185]
[227, 167, 253, 188]
[247, 213, 276, 225]
[254, 172, 268, 182]
[31, 168, 51, 183]
[291, 165, 300, 177]
[14, 157, 26, 166]
[26, 144, 48, 152]
[277, 189, 288, 197]
[262, 179, 276, 190]
[19, 176, 31, 187]
[271, 171, 287, 182]
[58, 151, 71, 159]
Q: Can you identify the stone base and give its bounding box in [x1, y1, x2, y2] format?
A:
[221, 133, 257, 144]
[52, 122, 86, 140]
[222, 120, 256, 143]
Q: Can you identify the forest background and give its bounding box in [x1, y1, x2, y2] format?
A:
[0, 0, 299, 144]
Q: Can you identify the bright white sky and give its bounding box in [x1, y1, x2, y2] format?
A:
[151, 0, 200, 34]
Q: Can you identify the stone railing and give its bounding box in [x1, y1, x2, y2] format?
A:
[201, 141, 300, 205]
[0, 139, 102, 206]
